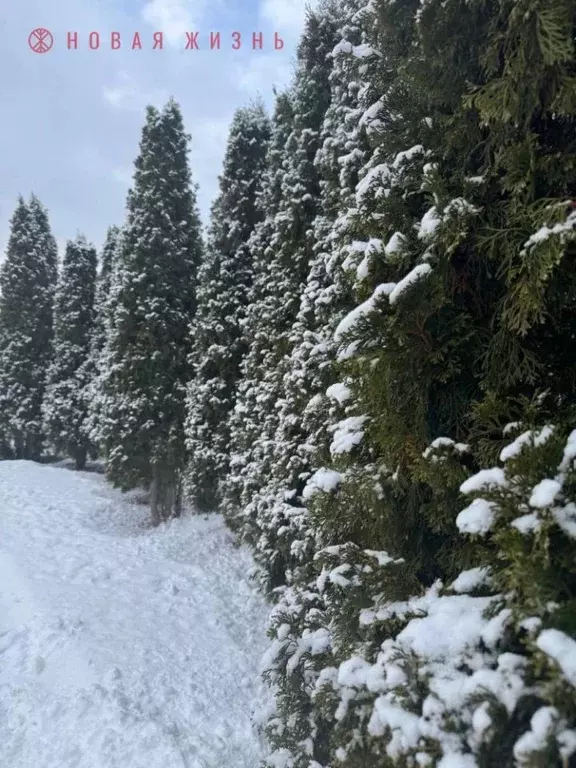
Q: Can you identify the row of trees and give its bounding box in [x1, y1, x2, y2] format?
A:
[0, 100, 203, 524]
[182, 0, 576, 765]
[1, 0, 575, 763]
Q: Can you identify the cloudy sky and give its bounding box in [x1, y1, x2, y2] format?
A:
[0, 0, 314, 255]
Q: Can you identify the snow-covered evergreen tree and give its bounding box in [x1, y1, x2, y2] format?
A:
[223, 2, 342, 589]
[222, 91, 296, 541]
[185, 103, 270, 511]
[0, 195, 57, 459]
[92, 226, 121, 357]
[43, 235, 98, 470]
[259, 0, 576, 764]
[85, 226, 123, 455]
[264, 0, 368, 569]
[98, 99, 203, 523]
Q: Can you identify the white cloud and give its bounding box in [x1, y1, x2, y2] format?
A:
[234, 54, 293, 93]
[260, 0, 317, 37]
[103, 71, 169, 112]
[102, 71, 135, 108]
[142, 0, 206, 47]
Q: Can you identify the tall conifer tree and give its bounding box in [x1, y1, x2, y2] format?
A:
[185, 103, 270, 511]
[98, 99, 203, 523]
[43, 235, 98, 469]
[85, 226, 123, 454]
[92, 226, 121, 357]
[224, 1, 342, 588]
[0, 195, 57, 459]
[223, 92, 296, 533]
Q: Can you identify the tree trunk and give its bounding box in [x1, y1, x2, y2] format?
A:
[74, 447, 87, 471]
[0, 438, 13, 460]
[14, 433, 24, 460]
[150, 462, 180, 525]
[25, 433, 42, 462]
[174, 479, 183, 519]
[150, 468, 161, 527]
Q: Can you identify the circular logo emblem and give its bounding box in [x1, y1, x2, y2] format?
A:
[28, 28, 54, 54]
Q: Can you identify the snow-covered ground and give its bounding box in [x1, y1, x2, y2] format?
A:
[0, 461, 270, 768]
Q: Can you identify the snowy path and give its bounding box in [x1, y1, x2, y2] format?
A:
[0, 461, 270, 768]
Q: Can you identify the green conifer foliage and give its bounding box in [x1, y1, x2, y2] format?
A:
[257, 0, 576, 763]
[92, 226, 121, 357]
[86, 226, 124, 454]
[223, 91, 296, 538]
[185, 104, 270, 511]
[43, 235, 98, 470]
[0, 195, 58, 459]
[224, 1, 343, 591]
[3, 0, 565, 760]
[98, 100, 203, 523]
[267, 0, 369, 565]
